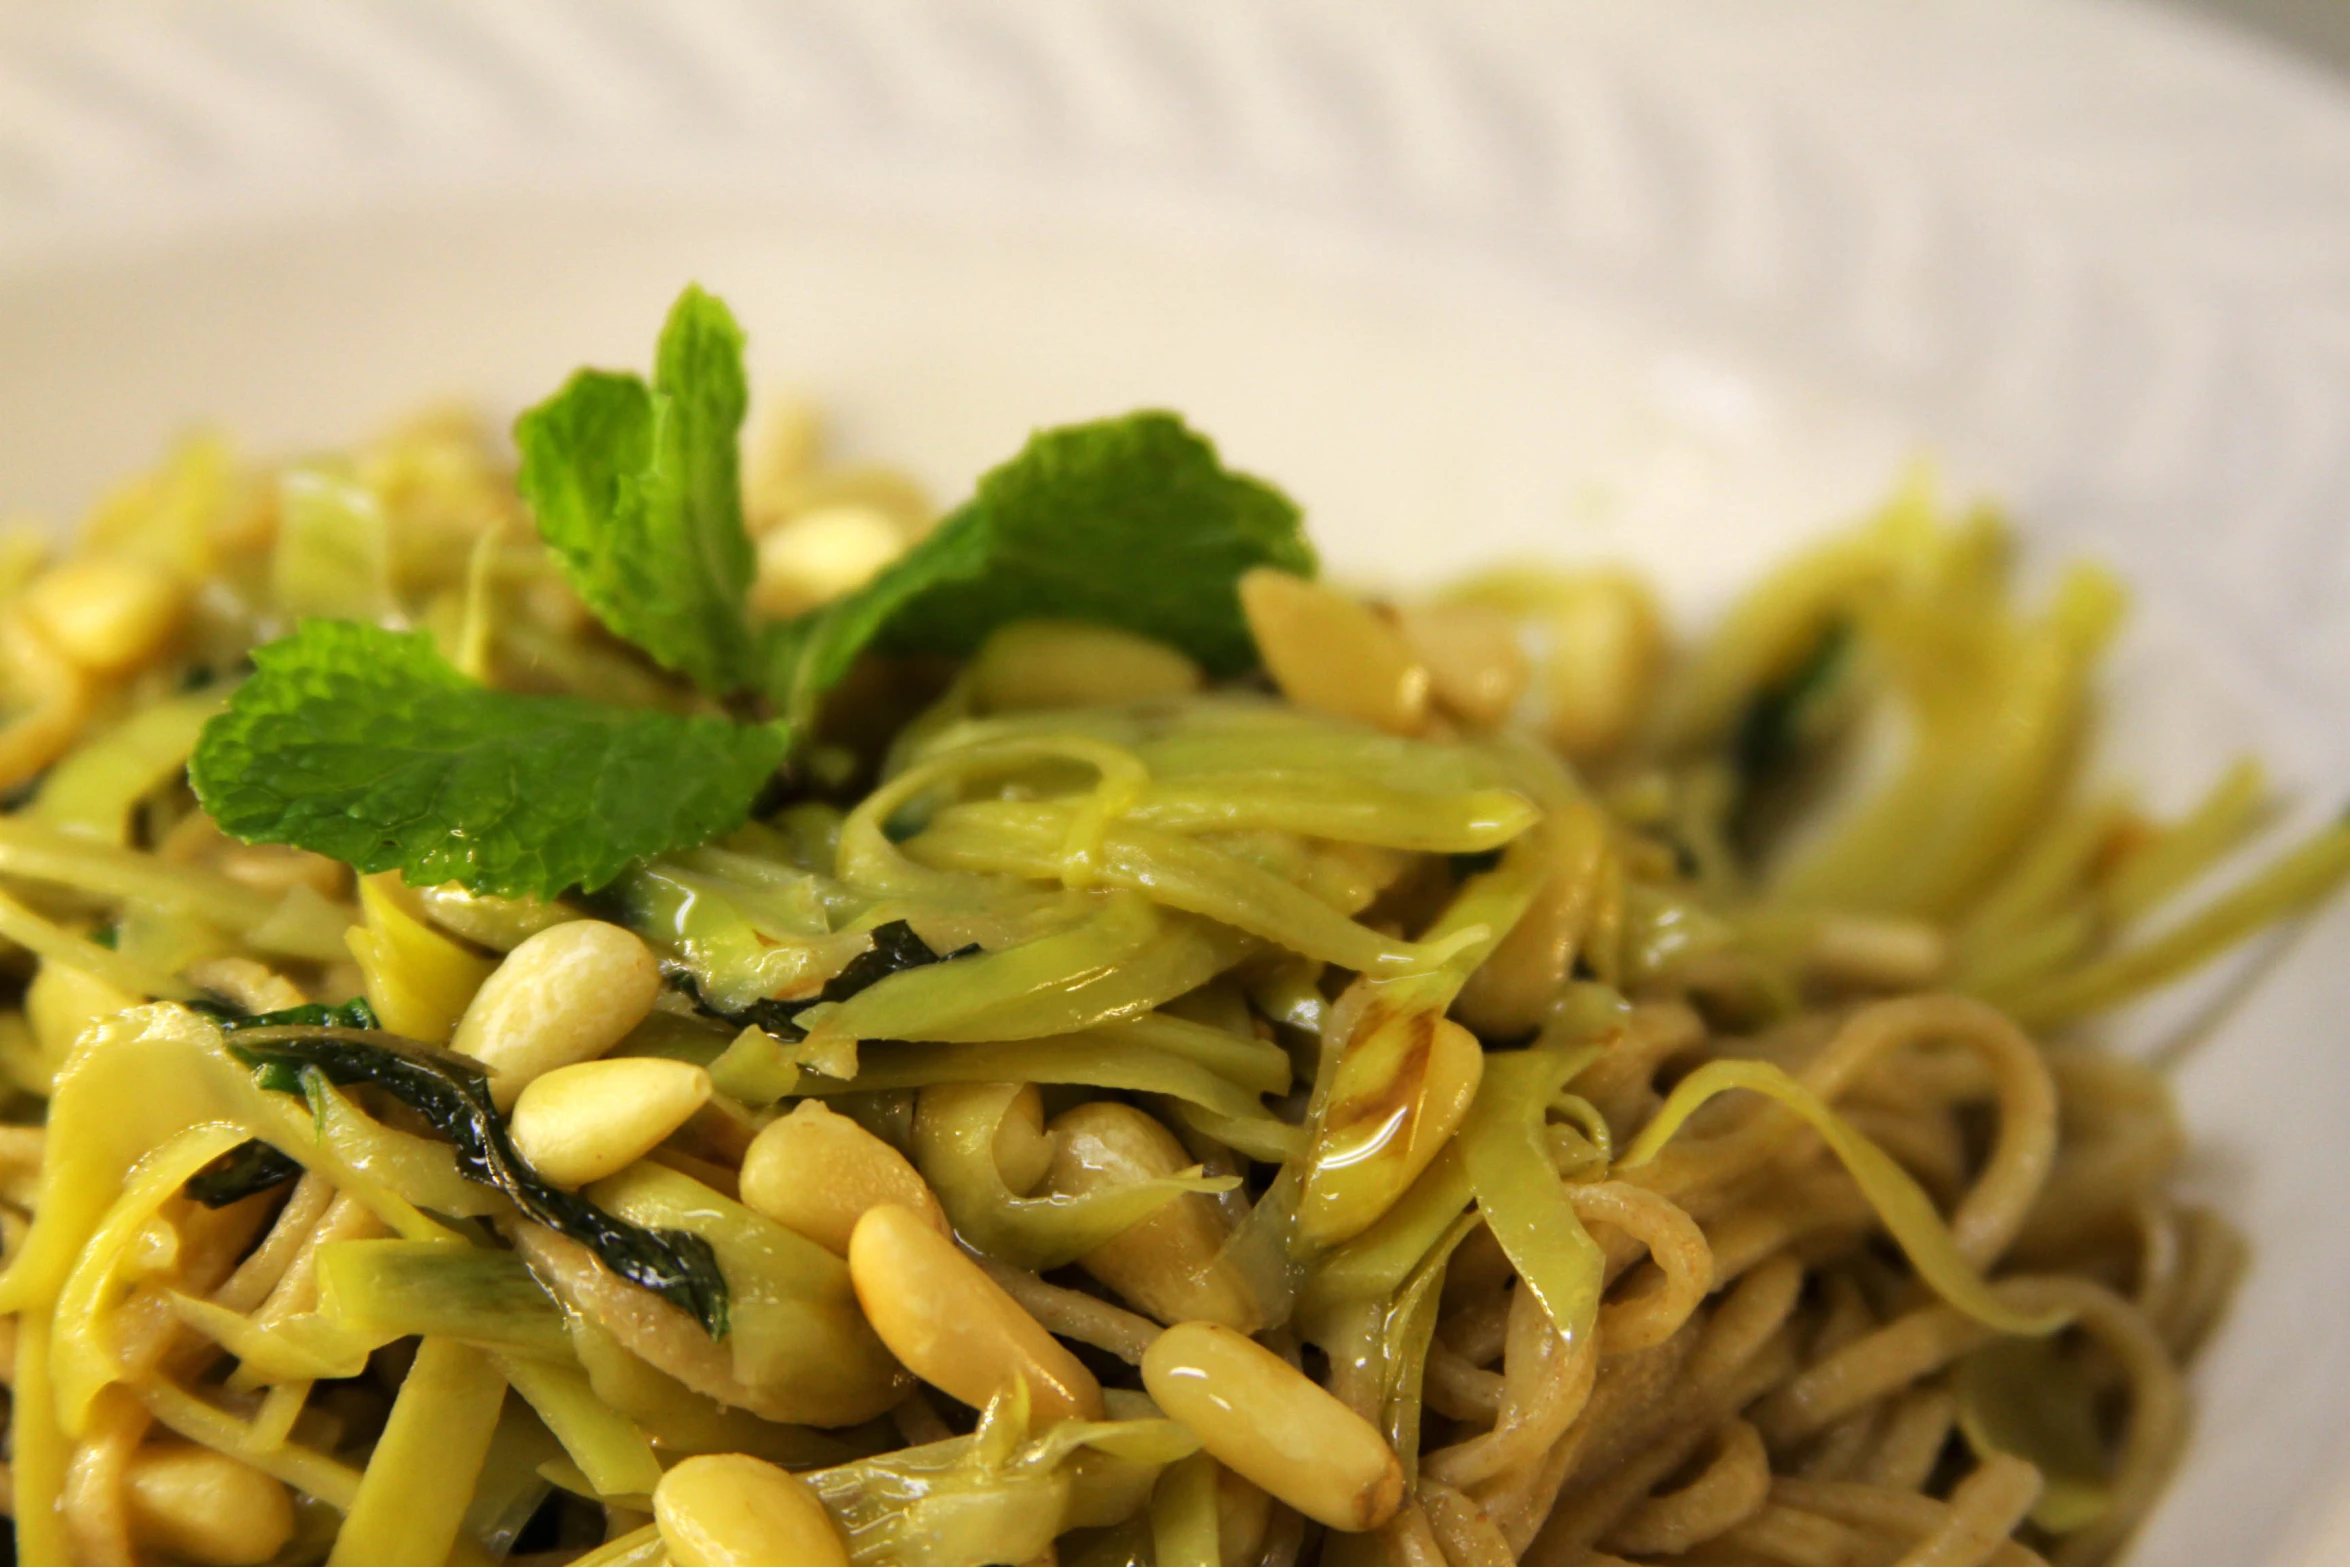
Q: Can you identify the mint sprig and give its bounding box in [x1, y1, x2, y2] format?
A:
[515, 285, 759, 697]
[763, 412, 1311, 723]
[192, 286, 1315, 899]
[192, 623, 788, 897]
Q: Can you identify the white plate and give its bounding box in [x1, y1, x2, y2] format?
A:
[3, 2, 2349, 1561]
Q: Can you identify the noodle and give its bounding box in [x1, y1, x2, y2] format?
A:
[0, 383, 2328, 1567]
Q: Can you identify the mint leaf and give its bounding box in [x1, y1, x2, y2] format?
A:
[514, 285, 758, 697]
[191, 622, 788, 898]
[762, 411, 1312, 721]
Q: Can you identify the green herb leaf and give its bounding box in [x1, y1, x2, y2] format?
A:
[185, 1138, 306, 1209]
[203, 297, 1315, 907]
[763, 411, 1312, 721]
[185, 998, 388, 1207]
[515, 285, 759, 696]
[225, 1023, 731, 1338]
[1731, 618, 1854, 850]
[207, 998, 383, 1033]
[190, 621, 788, 898]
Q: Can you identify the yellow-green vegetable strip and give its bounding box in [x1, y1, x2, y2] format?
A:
[1459, 1051, 1607, 1347]
[327, 1337, 508, 1567]
[2009, 818, 2350, 1029]
[1619, 1059, 2066, 1335]
[494, 1353, 665, 1499]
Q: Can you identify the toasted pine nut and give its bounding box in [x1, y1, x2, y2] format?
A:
[1542, 572, 1663, 756]
[740, 1101, 950, 1255]
[0, 607, 91, 791]
[970, 621, 1203, 711]
[1240, 569, 1429, 736]
[743, 396, 825, 526]
[22, 557, 184, 675]
[654, 1452, 850, 1567]
[124, 1442, 296, 1566]
[25, 961, 137, 1069]
[1142, 1322, 1403, 1533]
[1297, 1004, 1486, 1248]
[752, 504, 907, 617]
[760, 464, 932, 536]
[508, 1057, 711, 1188]
[450, 920, 660, 1107]
[1045, 1102, 1252, 1328]
[1396, 603, 1529, 729]
[847, 1203, 1104, 1424]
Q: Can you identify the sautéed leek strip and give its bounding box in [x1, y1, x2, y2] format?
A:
[0, 366, 2332, 1567]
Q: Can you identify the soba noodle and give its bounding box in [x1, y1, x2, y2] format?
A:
[0, 394, 2336, 1567]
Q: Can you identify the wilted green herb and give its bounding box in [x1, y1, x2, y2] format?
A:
[184, 998, 385, 1206]
[224, 1025, 731, 1339]
[185, 1139, 307, 1209]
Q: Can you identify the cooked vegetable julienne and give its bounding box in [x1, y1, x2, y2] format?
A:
[183, 998, 384, 1209]
[0, 283, 2338, 1567]
[220, 1022, 731, 1340]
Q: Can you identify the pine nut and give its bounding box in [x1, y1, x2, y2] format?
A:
[451, 919, 661, 1107]
[1142, 1322, 1403, 1533]
[1297, 1004, 1485, 1248]
[1542, 572, 1663, 757]
[1396, 603, 1529, 729]
[0, 607, 92, 792]
[22, 557, 184, 675]
[508, 1057, 711, 1188]
[654, 1452, 850, 1567]
[743, 396, 824, 527]
[124, 1442, 296, 1566]
[970, 621, 1203, 711]
[751, 503, 906, 616]
[740, 1101, 949, 1254]
[847, 1203, 1104, 1424]
[1240, 569, 1429, 736]
[1045, 1102, 1252, 1328]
